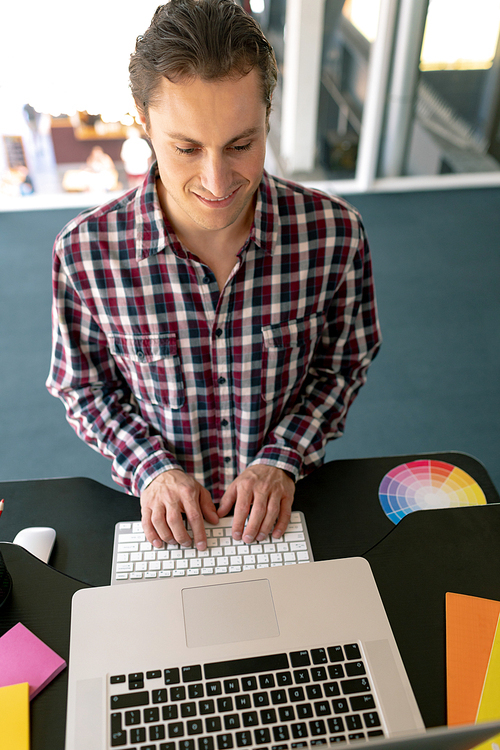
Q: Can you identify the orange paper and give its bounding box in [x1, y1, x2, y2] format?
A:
[446, 592, 500, 726]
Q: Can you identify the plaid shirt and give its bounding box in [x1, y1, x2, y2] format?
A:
[47, 165, 381, 498]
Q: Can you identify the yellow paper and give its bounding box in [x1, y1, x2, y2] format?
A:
[0, 682, 30, 749]
[474, 616, 500, 749]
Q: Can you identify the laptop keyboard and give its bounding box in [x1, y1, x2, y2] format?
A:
[111, 512, 313, 585]
[109, 643, 385, 749]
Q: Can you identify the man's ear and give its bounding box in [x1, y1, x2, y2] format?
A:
[137, 107, 150, 138]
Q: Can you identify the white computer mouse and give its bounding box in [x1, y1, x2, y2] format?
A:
[13, 527, 56, 564]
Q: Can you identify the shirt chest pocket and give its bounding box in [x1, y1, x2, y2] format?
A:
[261, 312, 326, 403]
[109, 333, 185, 410]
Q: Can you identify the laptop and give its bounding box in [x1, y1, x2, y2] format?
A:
[65, 557, 500, 750]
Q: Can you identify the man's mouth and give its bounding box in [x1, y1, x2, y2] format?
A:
[193, 186, 241, 206]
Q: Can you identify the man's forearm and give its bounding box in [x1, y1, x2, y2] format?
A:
[48, 380, 182, 495]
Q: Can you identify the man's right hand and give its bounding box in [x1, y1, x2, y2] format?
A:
[140, 470, 219, 551]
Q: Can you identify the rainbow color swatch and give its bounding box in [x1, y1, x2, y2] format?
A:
[378, 460, 486, 524]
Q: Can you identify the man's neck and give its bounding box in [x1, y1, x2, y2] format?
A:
[157, 179, 256, 291]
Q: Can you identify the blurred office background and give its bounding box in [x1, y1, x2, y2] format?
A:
[1, 0, 499, 492]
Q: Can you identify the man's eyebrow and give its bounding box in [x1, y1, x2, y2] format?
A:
[166, 127, 261, 147]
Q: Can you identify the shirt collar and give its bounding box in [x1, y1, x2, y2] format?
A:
[133, 163, 278, 262]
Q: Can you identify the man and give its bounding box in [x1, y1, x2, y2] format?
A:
[47, 0, 381, 553]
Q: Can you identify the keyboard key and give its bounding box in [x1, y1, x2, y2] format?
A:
[259, 674, 275, 689]
[363, 711, 381, 728]
[110, 728, 126, 746]
[169, 723, 185, 738]
[279, 705, 295, 722]
[242, 711, 259, 727]
[311, 648, 328, 664]
[224, 714, 241, 730]
[340, 677, 371, 695]
[187, 720, 204, 734]
[254, 728, 271, 744]
[189, 684, 205, 699]
[171, 686, 187, 700]
[273, 725, 290, 742]
[181, 702, 197, 717]
[345, 661, 366, 677]
[309, 719, 327, 736]
[235, 695, 251, 710]
[200, 700, 216, 714]
[110, 690, 149, 709]
[162, 705, 179, 720]
[346, 714, 363, 730]
[224, 679, 240, 693]
[206, 717, 222, 732]
[344, 644, 361, 660]
[350, 694, 375, 711]
[241, 677, 257, 691]
[236, 731, 253, 746]
[290, 651, 310, 667]
[205, 653, 289, 680]
[183, 665, 203, 682]
[327, 646, 344, 662]
[296, 704, 313, 719]
[164, 668, 180, 684]
[217, 733, 234, 748]
[291, 723, 308, 739]
[332, 699, 349, 714]
[328, 717, 345, 734]
[150, 724, 166, 741]
[152, 688, 168, 703]
[130, 727, 146, 743]
[144, 707, 160, 722]
[260, 708, 277, 724]
[293, 669, 309, 684]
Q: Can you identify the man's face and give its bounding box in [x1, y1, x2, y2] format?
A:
[142, 69, 268, 239]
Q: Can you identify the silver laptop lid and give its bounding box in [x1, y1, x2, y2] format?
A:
[66, 558, 425, 749]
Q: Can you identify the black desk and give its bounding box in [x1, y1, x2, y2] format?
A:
[1, 451, 499, 748]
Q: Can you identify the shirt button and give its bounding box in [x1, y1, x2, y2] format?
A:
[221, 419, 229, 427]
[203, 275, 212, 284]
[215, 328, 223, 337]
[218, 377, 226, 385]
[137, 350, 145, 361]
[224, 457, 231, 464]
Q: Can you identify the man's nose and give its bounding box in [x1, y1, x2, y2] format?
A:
[199, 153, 232, 198]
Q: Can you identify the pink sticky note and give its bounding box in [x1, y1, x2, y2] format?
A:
[0, 622, 66, 699]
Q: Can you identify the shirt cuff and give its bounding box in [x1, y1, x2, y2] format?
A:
[131, 451, 184, 496]
[248, 446, 303, 482]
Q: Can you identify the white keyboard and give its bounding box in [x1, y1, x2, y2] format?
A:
[111, 511, 314, 584]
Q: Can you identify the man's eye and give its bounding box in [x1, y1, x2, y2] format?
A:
[233, 143, 252, 152]
[175, 146, 197, 155]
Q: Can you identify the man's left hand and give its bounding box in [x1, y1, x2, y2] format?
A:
[217, 465, 295, 543]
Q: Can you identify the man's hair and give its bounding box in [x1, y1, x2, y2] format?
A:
[129, 0, 278, 127]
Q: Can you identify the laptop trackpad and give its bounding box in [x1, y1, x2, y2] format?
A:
[182, 579, 279, 648]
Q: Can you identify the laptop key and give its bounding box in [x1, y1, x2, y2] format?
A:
[340, 677, 371, 695]
[110, 690, 149, 709]
[363, 711, 381, 728]
[236, 730, 252, 746]
[217, 733, 234, 748]
[345, 661, 366, 677]
[110, 728, 126, 746]
[350, 694, 375, 711]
